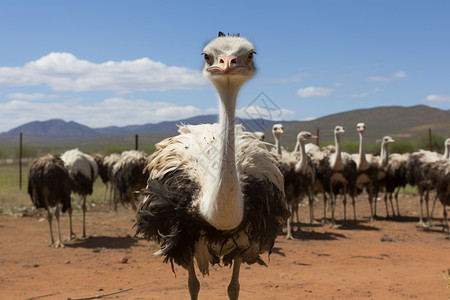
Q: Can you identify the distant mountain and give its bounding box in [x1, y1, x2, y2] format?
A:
[0, 115, 280, 140]
[274, 105, 450, 145]
[0, 119, 99, 139]
[1, 105, 449, 145]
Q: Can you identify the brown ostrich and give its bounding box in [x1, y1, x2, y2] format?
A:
[28, 154, 72, 247]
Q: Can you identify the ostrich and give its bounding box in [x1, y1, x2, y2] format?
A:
[277, 131, 317, 239]
[112, 150, 148, 210]
[28, 154, 72, 247]
[61, 148, 98, 239]
[294, 131, 319, 225]
[92, 153, 109, 201]
[384, 153, 410, 217]
[327, 126, 357, 225]
[430, 138, 450, 218]
[103, 153, 121, 205]
[134, 32, 289, 300]
[428, 158, 450, 232]
[271, 123, 285, 155]
[444, 138, 450, 159]
[350, 123, 378, 221]
[406, 149, 439, 227]
[371, 136, 395, 219]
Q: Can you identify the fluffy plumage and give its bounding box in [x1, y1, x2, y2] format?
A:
[136, 124, 287, 271]
[112, 150, 148, 210]
[135, 33, 288, 300]
[406, 150, 440, 227]
[28, 154, 71, 247]
[61, 148, 98, 239]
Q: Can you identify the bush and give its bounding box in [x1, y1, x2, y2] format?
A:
[415, 134, 445, 153]
[15, 145, 38, 158]
[390, 140, 415, 154]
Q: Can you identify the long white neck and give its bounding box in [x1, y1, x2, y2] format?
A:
[275, 134, 282, 155]
[444, 144, 449, 159]
[358, 131, 369, 170]
[293, 140, 300, 153]
[380, 142, 389, 167]
[332, 133, 343, 170]
[295, 140, 307, 173]
[199, 80, 243, 231]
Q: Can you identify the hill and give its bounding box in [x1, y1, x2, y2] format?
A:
[1, 119, 99, 139]
[269, 105, 450, 147]
[0, 105, 448, 151]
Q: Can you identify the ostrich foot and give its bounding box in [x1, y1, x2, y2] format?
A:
[79, 235, 88, 240]
[416, 221, 430, 229]
[285, 231, 299, 240]
[310, 219, 320, 225]
[321, 218, 330, 225]
[66, 233, 77, 241]
[50, 241, 65, 248]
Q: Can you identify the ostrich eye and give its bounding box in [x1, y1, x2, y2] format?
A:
[203, 53, 212, 64]
[247, 52, 255, 62]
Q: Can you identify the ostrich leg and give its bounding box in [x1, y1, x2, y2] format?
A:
[54, 203, 64, 248]
[227, 258, 241, 300]
[417, 189, 427, 228]
[46, 208, 55, 246]
[394, 188, 401, 217]
[82, 195, 87, 238]
[68, 205, 76, 240]
[188, 260, 200, 300]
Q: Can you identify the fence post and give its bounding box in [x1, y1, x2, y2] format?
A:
[428, 128, 432, 152]
[19, 132, 23, 190]
[316, 128, 320, 145]
[135, 134, 139, 150]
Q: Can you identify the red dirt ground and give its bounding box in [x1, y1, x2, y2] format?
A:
[1, 194, 449, 300]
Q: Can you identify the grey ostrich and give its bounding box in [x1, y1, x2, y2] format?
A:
[350, 123, 378, 221]
[328, 126, 357, 225]
[103, 153, 121, 206]
[61, 148, 98, 239]
[135, 32, 289, 300]
[371, 136, 395, 219]
[28, 154, 72, 247]
[112, 150, 148, 210]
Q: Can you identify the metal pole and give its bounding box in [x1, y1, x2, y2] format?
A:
[135, 134, 139, 150]
[19, 132, 23, 190]
[428, 128, 432, 152]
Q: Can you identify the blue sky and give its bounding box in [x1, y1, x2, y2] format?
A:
[0, 0, 449, 133]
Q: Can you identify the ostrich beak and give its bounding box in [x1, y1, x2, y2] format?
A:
[310, 135, 318, 139]
[208, 55, 250, 75]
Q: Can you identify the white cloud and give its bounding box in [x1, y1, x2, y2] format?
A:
[365, 71, 407, 82]
[0, 97, 217, 132]
[425, 94, 450, 102]
[296, 86, 332, 98]
[351, 93, 369, 98]
[7, 92, 59, 100]
[393, 71, 407, 78]
[301, 116, 317, 121]
[261, 73, 308, 84]
[0, 52, 207, 92]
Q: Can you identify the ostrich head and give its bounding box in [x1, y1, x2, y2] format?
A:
[381, 136, 395, 145]
[202, 32, 256, 94]
[356, 122, 366, 133]
[297, 131, 318, 143]
[272, 124, 284, 138]
[334, 125, 345, 136]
